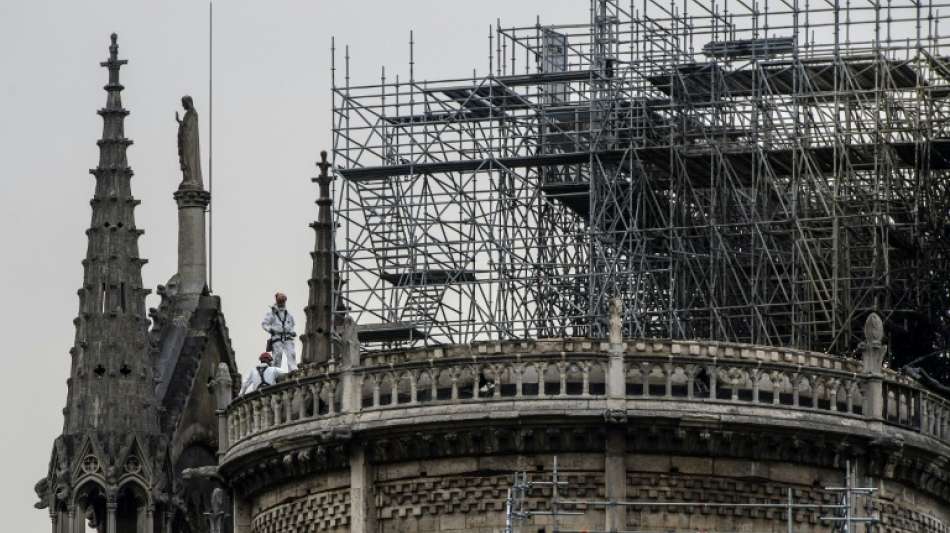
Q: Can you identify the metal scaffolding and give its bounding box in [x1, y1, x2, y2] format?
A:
[503, 458, 881, 533]
[332, 1, 950, 355]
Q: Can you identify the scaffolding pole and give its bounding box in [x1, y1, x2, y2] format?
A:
[505, 459, 886, 533]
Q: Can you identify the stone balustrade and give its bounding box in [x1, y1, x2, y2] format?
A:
[224, 338, 950, 451]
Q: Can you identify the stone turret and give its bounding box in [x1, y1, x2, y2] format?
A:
[301, 151, 335, 365]
[38, 34, 168, 533]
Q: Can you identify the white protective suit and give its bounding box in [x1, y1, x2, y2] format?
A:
[262, 305, 297, 371]
[239, 363, 288, 395]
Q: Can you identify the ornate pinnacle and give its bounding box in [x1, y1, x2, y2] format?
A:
[315, 150, 334, 203]
[303, 150, 336, 364]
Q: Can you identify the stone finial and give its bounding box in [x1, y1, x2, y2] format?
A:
[609, 298, 623, 344]
[213, 363, 233, 410]
[864, 312, 884, 344]
[318, 150, 332, 180]
[861, 312, 886, 376]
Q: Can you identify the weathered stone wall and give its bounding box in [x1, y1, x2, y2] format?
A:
[243, 454, 950, 533]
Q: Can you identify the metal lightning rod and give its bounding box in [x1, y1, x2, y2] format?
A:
[208, 0, 214, 292]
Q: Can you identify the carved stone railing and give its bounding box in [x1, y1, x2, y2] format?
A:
[222, 338, 950, 454]
[227, 373, 342, 445]
[356, 353, 608, 409]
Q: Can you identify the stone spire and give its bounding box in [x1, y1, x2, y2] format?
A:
[63, 32, 156, 436]
[39, 34, 165, 528]
[301, 151, 335, 365]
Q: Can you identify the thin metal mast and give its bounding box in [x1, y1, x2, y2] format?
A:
[208, 0, 214, 292]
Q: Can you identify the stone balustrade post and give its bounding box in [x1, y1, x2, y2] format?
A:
[339, 316, 362, 414]
[862, 312, 886, 421]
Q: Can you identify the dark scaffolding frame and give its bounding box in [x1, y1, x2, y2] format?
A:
[332, 0, 950, 355]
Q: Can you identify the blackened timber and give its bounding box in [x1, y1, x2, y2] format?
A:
[357, 322, 429, 343]
[379, 269, 477, 287]
[342, 140, 950, 184]
[339, 150, 627, 181]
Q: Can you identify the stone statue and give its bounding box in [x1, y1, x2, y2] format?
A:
[609, 297, 623, 344]
[861, 311, 887, 376]
[204, 487, 228, 533]
[864, 311, 884, 344]
[175, 95, 203, 189]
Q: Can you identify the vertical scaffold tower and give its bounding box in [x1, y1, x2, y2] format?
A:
[333, 0, 950, 358]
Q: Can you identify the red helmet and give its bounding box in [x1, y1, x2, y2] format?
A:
[259, 352, 273, 362]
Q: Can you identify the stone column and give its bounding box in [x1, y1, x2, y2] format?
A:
[173, 189, 211, 295]
[233, 496, 252, 533]
[214, 362, 234, 455]
[604, 298, 627, 531]
[605, 430, 627, 531]
[67, 507, 78, 533]
[106, 499, 117, 533]
[350, 442, 377, 533]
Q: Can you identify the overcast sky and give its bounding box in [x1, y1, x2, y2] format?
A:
[0, 0, 585, 528]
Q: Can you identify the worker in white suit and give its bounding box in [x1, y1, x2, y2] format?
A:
[239, 352, 289, 395]
[262, 292, 298, 371]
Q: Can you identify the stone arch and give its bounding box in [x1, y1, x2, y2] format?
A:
[116, 479, 151, 533]
[796, 375, 815, 408]
[521, 363, 540, 396]
[361, 374, 377, 408]
[396, 372, 412, 404]
[565, 362, 584, 395]
[626, 364, 644, 395]
[436, 368, 453, 400]
[416, 371, 434, 402]
[457, 365, 475, 399]
[669, 365, 690, 397]
[543, 363, 561, 395]
[379, 373, 395, 406]
[72, 479, 107, 533]
[588, 362, 606, 395]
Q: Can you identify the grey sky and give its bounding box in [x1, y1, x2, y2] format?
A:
[0, 0, 582, 528]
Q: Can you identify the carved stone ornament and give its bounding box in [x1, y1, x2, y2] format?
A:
[81, 455, 101, 475]
[604, 408, 628, 424]
[124, 455, 142, 475]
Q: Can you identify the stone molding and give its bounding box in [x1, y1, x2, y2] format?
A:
[173, 188, 211, 208]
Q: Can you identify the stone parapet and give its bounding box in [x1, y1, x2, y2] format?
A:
[220, 338, 950, 531]
[225, 338, 950, 452]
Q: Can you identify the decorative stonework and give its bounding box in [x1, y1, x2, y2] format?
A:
[80, 455, 101, 475]
[251, 488, 350, 533]
[377, 471, 604, 520]
[172, 188, 211, 209]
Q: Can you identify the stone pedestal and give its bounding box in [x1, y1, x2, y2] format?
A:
[173, 188, 211, 295]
